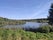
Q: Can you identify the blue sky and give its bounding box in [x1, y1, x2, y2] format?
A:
[0, 0, 53, 19]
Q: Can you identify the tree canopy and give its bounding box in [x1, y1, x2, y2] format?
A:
[48, 3, 53, 25]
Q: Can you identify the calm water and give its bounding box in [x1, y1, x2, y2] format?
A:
[3, 22, 48, 29]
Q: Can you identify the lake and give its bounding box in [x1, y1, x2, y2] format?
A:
[3, 22, 48, 29]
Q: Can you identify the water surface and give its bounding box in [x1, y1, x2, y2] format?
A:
[3, 22, 48, 29]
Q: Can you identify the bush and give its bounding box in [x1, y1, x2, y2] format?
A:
[38, 25, 50, 33]
[50, 26, 53, 32]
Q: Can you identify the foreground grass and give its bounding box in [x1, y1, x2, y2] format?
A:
[0, 28, 53, 40]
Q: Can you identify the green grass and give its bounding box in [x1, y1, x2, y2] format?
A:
[0, 28, 53, 40]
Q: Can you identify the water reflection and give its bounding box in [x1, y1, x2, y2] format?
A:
[23, 22, 48, 29]
[3, 22, 48, 29]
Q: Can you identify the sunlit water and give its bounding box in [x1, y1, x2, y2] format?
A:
[3, 22, 48, 29]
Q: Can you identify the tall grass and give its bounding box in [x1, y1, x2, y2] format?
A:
[0, 28, 53, 40]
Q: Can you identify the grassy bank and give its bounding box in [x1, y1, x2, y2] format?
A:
[0, 28, 53, 40]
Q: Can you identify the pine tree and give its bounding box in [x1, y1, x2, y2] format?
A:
[48, 3, 53, 25]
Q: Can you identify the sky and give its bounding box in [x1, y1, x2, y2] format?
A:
[0, 0, 53, 19]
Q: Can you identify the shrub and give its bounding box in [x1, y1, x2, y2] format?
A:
[50, 26, 53, 32]
[38, 25, 50, 33]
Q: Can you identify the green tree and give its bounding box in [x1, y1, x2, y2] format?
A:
[48, 3, 53, 25]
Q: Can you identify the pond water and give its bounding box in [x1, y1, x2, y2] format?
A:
[23, 22, 48, 29]
[3, 22, 48, 29]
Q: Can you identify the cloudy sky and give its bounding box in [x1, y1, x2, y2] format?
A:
[0, 0, 53, 19]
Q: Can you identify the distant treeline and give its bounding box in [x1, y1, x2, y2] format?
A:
[0, 17, 26, 27]
[21, 18, 48, 23]
[0, 17, 48, 27]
